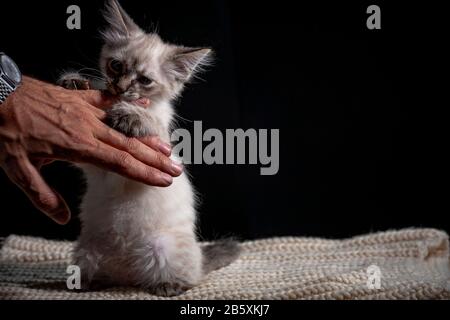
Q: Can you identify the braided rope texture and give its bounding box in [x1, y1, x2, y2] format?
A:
[0, 228, 449, 300]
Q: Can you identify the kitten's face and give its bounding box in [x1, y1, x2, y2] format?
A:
[100, 0, 211, 105]
[100, 33, 173, 104]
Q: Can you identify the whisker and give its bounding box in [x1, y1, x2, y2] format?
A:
[77, 73, 105, 82]
[77, 69, 108, 79]
[66, 61, 108, 78]
[173, 113, 194, 123]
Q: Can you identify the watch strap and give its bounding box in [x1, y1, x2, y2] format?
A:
[0, 78, 14, 103]
[0, 52, 20, 104]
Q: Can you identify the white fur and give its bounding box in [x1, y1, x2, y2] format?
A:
[75, 101, 203, 289]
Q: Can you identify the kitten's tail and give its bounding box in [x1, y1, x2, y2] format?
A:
[202, 239, 241, 274]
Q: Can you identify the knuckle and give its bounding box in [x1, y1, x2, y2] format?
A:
[143, 167, 160, 184]
[5, 162, 31, 189]
[145, 136, 159, 147]
[77, 137, 97, 153]
[155, 152, 169, 169]
[124, 137, 139, 153]
[116, 152, 133, 169]
[104, 127, 117, 140]
[65, 136, 97, 160]
[69, 131, 89, 146]
[13, 173, 31, 190]
[85, 111, 101, 124]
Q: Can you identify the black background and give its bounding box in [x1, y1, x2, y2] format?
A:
[0, 1, 447, 241]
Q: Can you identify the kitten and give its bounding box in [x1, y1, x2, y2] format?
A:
[58, 0, 240, 296]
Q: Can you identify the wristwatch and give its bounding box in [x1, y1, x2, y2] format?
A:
[0, 52, 22, 104]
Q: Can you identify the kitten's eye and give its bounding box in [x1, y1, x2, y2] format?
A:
[108, 59, 123, 74]
[137, 76, 153, 85]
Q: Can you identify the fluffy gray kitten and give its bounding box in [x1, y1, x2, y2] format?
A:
[59, 0, 240, 296]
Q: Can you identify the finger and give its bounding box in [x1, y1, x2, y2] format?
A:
[138, 136, 172, 157]
[95, 126, 181, 176]
[4, 156, 71, 225]
[78, 90, 117, 110]
[41, 159, 55, 166]
[80, 141, 175, 187]
[83, 103, 106, 120]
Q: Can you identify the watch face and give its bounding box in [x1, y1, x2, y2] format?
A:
[1, 55, 21, 84]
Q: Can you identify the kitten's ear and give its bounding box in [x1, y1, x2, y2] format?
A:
[102, 0, 141, 43]
[167, 47, 212, 82]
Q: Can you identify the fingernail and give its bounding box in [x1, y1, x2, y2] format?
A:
[158, 142, 172, 156]
[161, 173, 173, 185]
[51, 209, 71, 225]
[46, 191, 71, 225]
[171, 160, 183, 175]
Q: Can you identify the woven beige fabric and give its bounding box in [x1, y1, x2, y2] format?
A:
[1, 228, 449, 300]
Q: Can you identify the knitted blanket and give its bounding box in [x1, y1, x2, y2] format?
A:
[0, 228, 449, 300]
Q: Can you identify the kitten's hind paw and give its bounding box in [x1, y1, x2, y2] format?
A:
[58, 73, 91, 90]
[150, 282, 192, 297]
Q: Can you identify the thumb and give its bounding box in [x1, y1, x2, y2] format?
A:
[4, 156, 71, 225]
[31, 158, 55, 169]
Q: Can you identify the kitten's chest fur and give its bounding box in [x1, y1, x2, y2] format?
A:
[79, 98, 194, 235]
[80, 162, 196, 235]
[76, 114, 199, 289]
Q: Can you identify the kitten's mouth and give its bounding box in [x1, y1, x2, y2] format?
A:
[120, 94, 151, 107]
[106, 83, 151, 107]
[132, 97, 151, 107]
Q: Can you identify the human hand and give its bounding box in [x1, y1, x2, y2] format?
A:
[0, 76, 182, 225]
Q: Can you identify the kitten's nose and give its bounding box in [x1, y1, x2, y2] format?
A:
[114, 85, 126, 94]
[115, 78, 131, 94]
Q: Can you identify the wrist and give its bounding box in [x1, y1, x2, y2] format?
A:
[1, 82, 20, 112]
[0, 53, 22, 105]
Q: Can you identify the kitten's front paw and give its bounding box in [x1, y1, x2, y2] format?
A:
[151, 282, 191, 297]
[58, 73, 91, 90]
[105, 108, 152, 137]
